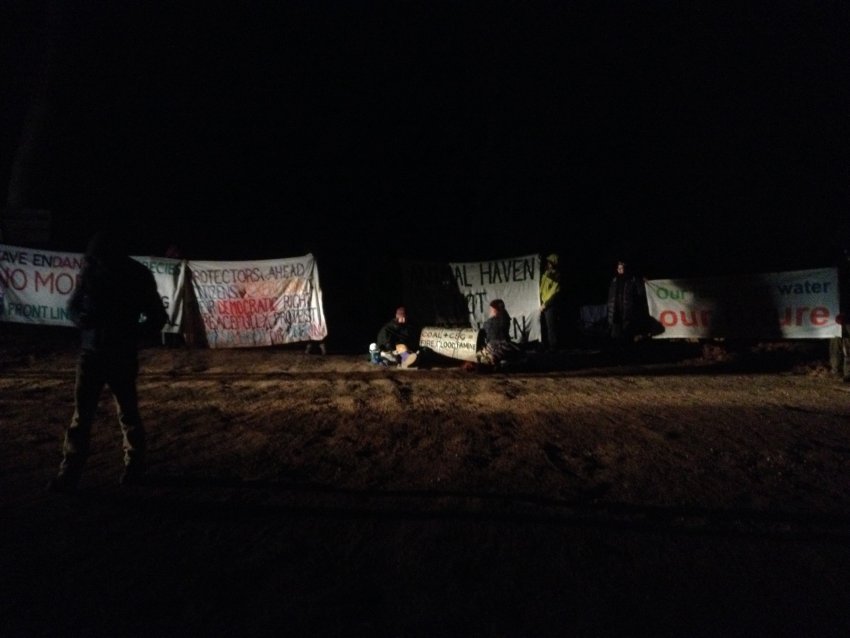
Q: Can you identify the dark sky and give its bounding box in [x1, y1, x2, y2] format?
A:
[3, 1, 850, 299]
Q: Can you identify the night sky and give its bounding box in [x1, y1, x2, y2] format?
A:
[3, 1, 850, 308]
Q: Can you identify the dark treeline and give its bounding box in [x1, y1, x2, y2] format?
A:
[3, 1, 848, 344]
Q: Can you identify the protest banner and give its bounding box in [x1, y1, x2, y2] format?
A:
[402, 253, 541, 343]
[188, 253, 327, 348]
[0, 243, 186, 332]
[418, 326, 479, 362]
[645, 267, 840, 339]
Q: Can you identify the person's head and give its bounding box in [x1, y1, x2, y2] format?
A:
[489, 298, 506, 316]
[394, 306, 407, 324]
[544, 253, 559, 270]
[84, 230, 128, 267]
[616, 260, 626, 275]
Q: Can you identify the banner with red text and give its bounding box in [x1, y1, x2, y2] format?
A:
[188, 254, 327, 348]
[401, 253, 541, 343]
[0, 243, 185, 333]
[645, 268, 840, 339]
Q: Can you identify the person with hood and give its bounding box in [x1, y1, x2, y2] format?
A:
[607, 259, 646, 345]
[48, 230, 168, 492]
[374, 306, 420, 368]
[539, 253, 562, 352]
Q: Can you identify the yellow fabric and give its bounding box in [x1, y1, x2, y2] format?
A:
[540, 270, 560, 306]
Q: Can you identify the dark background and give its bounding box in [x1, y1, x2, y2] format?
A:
[2, 1, 849, 337]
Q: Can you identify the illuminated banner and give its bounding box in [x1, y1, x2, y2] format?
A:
[0, 243, 184, 333]
[188, 254, 327, 348]
[645, 267, 840, 339]
[0, 244, 83, 325]
[131, 256, 187, 335]
[402, 253, 541, 343]
[419, 326, 479, 362]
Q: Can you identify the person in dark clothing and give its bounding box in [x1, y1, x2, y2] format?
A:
[829, 248, 850, 381]
[48, 231, 168, 492]
[607, 259, 645, 345]
[375, 306, 420, 367]
[477, 298, 520, 367]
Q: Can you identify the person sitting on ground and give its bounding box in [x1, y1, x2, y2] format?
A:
[375, 306, 420, 368]
[477, 298, 521, 368]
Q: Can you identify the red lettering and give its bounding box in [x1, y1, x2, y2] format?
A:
[660, 310, 677, 327]
[659, 310, 712, 328]
[54, 272, 75, 294]
[0, 267, 28, 290]
[34, 271, 75, 295]
[215, 298, 275, 316]
[779, 306, 831, 327]
[680, 311, 698, 327]
[810, 307, 829, 326]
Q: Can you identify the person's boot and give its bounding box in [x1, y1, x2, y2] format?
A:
[47, 469, 81, 493]
[120, 461, 147, 487]
[47, 452, 85, 493]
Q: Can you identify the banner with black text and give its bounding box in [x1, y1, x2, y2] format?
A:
[188, 254, 327, 348]
[401, 253, 541, 343]
[0, 243, 185, 333]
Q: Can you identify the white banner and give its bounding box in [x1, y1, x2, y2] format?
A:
[402, 253, 541, 343]
[418, 326, 479, 362]
[132, 256, 186, 334]
[188, 254, 327, 348]
[645, 268, 840, 339]
[0, 243, 184, 333]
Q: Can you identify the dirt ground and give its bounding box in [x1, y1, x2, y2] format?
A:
[2, 324, 850, 638]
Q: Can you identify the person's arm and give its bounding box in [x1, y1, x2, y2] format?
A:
[138, 271, 168, 337]
[541, 272, 562, 310]
[376, 321, 392, 351]
[67, 268, 96, 329]
[407, 322, 421, 349]
[539, 275, 549, 311]
[548, 272, 562, 306]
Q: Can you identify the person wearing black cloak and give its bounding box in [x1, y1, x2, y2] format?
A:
[607, 259, 646, 346]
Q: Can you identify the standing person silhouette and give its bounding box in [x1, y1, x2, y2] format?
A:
[539, 253, 562, 353]
[829, 248, 850, 382]
[607, 259, 645, 347]
[48, 230, 168, 491]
